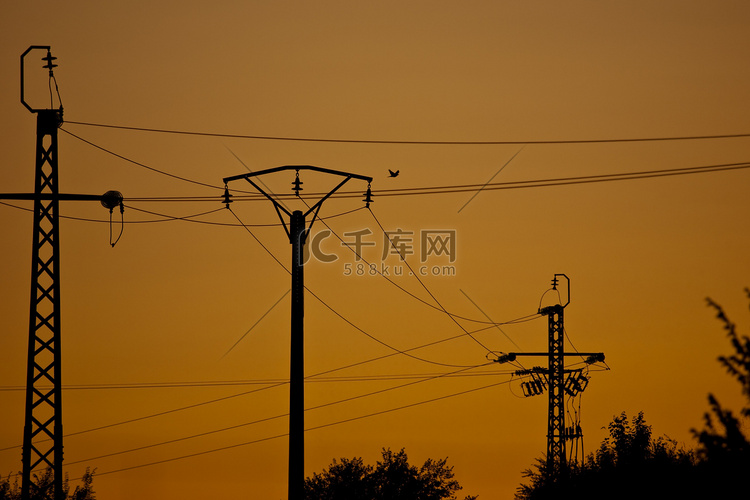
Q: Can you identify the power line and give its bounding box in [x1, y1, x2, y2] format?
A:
[79, 376, 516, 479]
[0, 369, 518, 393]
[0, 201, 366, 228]
[0, 317, 517, 455]
[64, 120, 750, 145]
[296, 200, 540, 328]
[63, 364, 493, 467]
[56, 129, 750, 205]
[228, 205, 520, 365]
[370, 161, 750, 196]
[368, 207, 495, 354]
[59, 128, 221, 190]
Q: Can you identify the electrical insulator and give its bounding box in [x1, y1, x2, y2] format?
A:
[521, 373, 547, 397]
[532, 380, 543, 395]
[522, 382, 534, 397]
[42, 50, 57, 75]
[222, 186, 233, 208]
[292, 172, 303, 196]
[564, 371, 589, 396]
[494, 352, 517, 364]
[532, 372, 547, 391]
[362, 184, 373, 208]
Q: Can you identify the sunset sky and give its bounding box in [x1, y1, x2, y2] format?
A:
[1, 2, 749, 499]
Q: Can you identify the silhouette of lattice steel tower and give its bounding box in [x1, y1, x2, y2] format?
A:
[541, 303, 566, 470]
[13, 46, 122, 500]
[20, 46, 66, 500]
[496, 274, 606, 473]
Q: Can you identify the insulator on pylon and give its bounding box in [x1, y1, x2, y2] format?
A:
[494, 352, 516, 364]
[222, 186, 233, 208]
[292, 172, 303, 196]
[42, 50, 57, 74]
[363, 184, 373, 208]
[564, 371, 589, 396]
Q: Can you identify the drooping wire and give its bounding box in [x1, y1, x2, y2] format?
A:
[64, 119, 750, 145]
[368, 207, 495, 355]
[58, 127, 750, 201]
[108, 202, 125, 247]
[72, 376, 517, 479]
[226, 205, 289, 271]
[226, 205, 481, 368]
[62, 363, 492, 467]
[0, 368, 519, 393]
[0, 321, 512, 455]
[538, 287, 563, 311]
[297, 198, 532, 327]
[60, 128, 222, 190]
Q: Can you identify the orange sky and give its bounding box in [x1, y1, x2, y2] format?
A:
[1, 2, 749, 499]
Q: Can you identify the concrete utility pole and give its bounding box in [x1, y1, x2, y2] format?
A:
[223, 165, 372, 500]
[495, 274, 605, 472]
[9, 46, 122, 500]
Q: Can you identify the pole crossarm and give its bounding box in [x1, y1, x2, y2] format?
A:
[223, 165, 373, 244]
[222, 164, 373, 185]
[0, 193, 121, 203]
[507, 352, 605, 358]
[21, 46, 55, 114]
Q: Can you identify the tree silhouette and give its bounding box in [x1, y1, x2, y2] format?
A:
[304, 448, 476, 500]
[0, 468, 95, 500]
[515, 412, 697, 500]
[690, 290, 750, 493]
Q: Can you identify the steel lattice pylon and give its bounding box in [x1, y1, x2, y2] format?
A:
[498, 275, 606, 476]
[22, 109, 64, 500]
[543, 304, 566, 471]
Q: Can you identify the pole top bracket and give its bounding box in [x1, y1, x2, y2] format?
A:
[21, 45, 63, 116]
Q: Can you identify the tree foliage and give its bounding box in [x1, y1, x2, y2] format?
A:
[0, 468, 95, 500]
[304, 448, 476, 500]
[692, 290, 750, 463]
[515, 412, 697, 500]
[688, 290, 750, 489]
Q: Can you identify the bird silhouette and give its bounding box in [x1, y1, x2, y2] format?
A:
[388, 169, 400, 177]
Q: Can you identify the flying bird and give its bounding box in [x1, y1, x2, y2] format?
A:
[388, 169, 400, 177]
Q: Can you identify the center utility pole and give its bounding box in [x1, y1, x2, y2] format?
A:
[8, 46, 123, 500]
[495, 274, 605, 472]
[223, 166, 372, 500]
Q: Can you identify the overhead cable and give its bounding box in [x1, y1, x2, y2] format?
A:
[64, 120, 750, 145]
